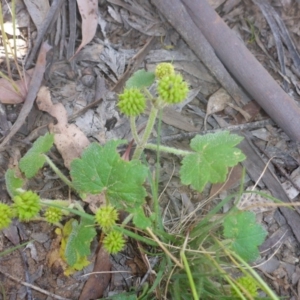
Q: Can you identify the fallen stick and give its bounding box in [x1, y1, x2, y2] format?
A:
[152, 0, 250, 107]
[181, 0, 300, 141]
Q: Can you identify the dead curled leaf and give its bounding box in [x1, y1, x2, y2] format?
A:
[237, 186, 275, 213]
[204, 88, 251, 129]
[204, 88, 231, 130]
[79, 247, 111, 300]
[36, 86, 90, 169]
[0, 70, 33, 104]
[73, 0, 98, 57]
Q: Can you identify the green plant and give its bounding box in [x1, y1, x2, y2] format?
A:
[1, 63, 279, 299]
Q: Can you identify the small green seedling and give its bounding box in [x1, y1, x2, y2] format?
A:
[223, 210, 267, 262]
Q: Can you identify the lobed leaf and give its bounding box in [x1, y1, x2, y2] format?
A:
[64, 218, 96, 267]
[5, 169, 24, 197]
[70, 140, 148, 212]
[180, 131, 245, 192]
[19, 133, 54, 178]
[133, 207, 152, 229]
[223, 211, 267, 262]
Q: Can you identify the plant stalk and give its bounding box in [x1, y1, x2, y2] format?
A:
[132, 105, 158, 160]
[181, 233, 199, 300]
[130, 116, 140, 144]
[145, 143, 192, 156]
[147, 227, 183, 268]
[113, 226, 158, 247]
[43, 155, 76, 191]
[181, 250, 199, 300]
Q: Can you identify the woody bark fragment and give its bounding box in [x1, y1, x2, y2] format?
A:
[183, 0, 300, 141]
[153, 0, 300, 141]
[151, 0, 250, 107]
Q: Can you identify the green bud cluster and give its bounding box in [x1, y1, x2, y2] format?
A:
[157, 73, 189, 104]
[118, 63, 189, 119]
[155, 62, 175, 79]
[103, 230, 125, 254]
[13, 190, 41, 221]
[95, 205, 119, 232]
[44, 207, 63, 224]
[118, 88, 146, 116]
[95, 205, 125, 254]
[0, 203, 14, 230]
[232, 276, 258, 297]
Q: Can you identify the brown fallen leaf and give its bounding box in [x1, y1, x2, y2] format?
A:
[79, 246, 111, 300]
[209, 164, 243, 197]
[237, 186, 275, 214]
[204, 88, 231, 130]
[36, 86, 90, 169]
[204, 88, 251, 130]
[0, 70, 33, 104]
[73, 0, 98, 58]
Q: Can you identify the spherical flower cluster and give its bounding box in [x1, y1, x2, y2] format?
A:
[118, 88, 146, 116]
[157, 73, 189, 104]
[0, 203, 14, 230]
[155, 63, 175, 79]
[13, 190, 41, 221]
[95, 205, 119, 232]
[103, 230, 125, 254]
[232, 276, 258, 297]
[44, 207, 63, 224]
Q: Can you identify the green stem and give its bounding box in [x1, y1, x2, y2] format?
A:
[43, 155, 76, 191]
[121, 213, 134, 227]
[42, 201, 94, 221]
[132, 105, 158, 160]
[228, 250, 279, 300]
[113, 225, 158, 247]
[153, 109, 162, 230]
[130, 116, 140, 144]
[201, 246, 247, 300]
[181, 250, 199, 300]
[145, 143, 192, 156]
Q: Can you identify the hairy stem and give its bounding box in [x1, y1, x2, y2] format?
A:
[130, 116, 140, 144]
[145, 143, 192, 156]
[43, 155, 76, 190]
[132, 105, 158, 160]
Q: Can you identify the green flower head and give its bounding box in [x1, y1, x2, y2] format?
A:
[95, 205, 119, 232]
[118, 88, 146, 116]
[44, 207, 63, 224]
[103, 230, 125, 254]
[157, 73, 189, 104]
[232, 276, 258, 297]
[0, 203, 14, 230]
[13, 190, 41, 221]
[155, 63, 175, 79]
